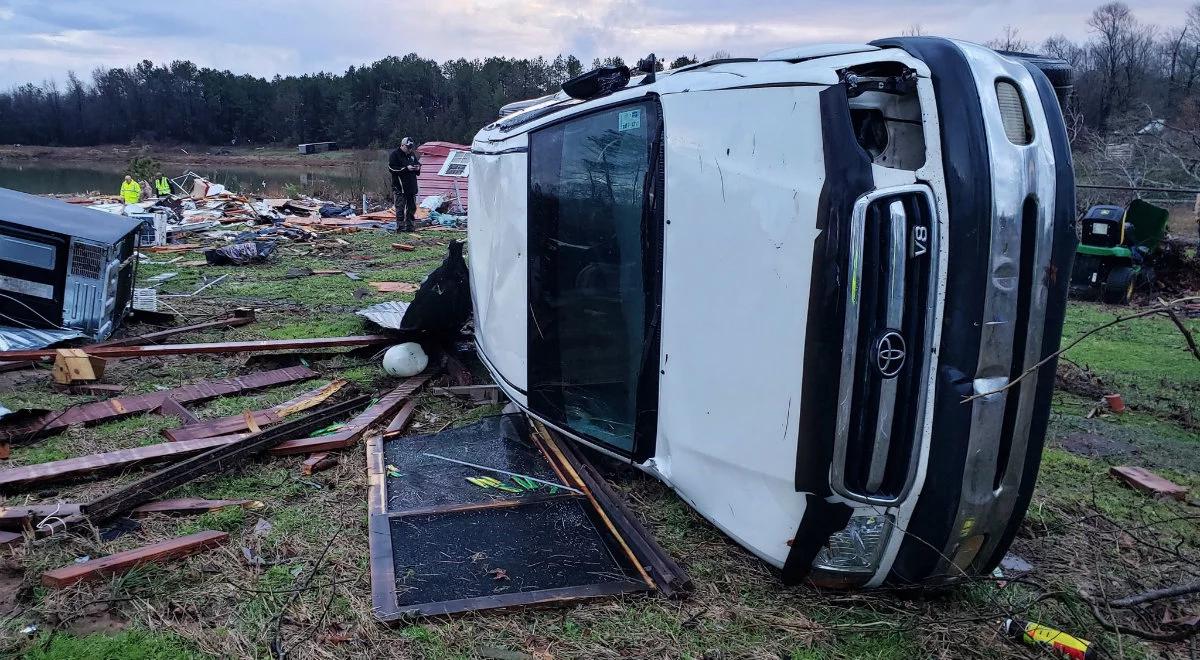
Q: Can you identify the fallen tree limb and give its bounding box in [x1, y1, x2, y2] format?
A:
[963, 296, 1200, 403]
[1088, 599, 1200, 643]
[1164, 309, 1200, 361]
[1110, 580, 1200, 608]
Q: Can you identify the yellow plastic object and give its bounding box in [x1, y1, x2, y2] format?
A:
[1004, 619, 1095, 660]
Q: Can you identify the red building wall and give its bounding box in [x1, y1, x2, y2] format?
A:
[416, 141, 470, 213]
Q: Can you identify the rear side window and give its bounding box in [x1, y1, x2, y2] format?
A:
[527, 101, 661, 453]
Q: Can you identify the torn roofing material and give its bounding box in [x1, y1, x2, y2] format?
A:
[356, 301, 411, 330]
[0, 327, 84, 352]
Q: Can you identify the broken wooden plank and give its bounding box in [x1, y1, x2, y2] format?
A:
[430, 385, 500, 404]
[156, 398, 199, 425]
[0, 336, 392, 362]
[382, 399, 419, 439]
[0, 437, 233, 490]
[542, 427, 692, 597]
[368, 282, 419, 294]
[163, 379, 347, 442]
[1, 498, 256, 531]
[0, 530, 21, 547]
[67, 384, 127, 396]
[0, 366, 317, 444]
[131, 498, 260, 517]
[144, 243, 202, 253]
[0, 311, 256, 373]
[81, 396, 373, 523]
[41, 530, 228, 588]
[165, 411, 273, 443]
[300, 453, 337, 476]
[271, 374, 431, 456]
[386, 581, 644, 620]
[1110, 466, 1189, 500]
[0, 503, 82, 529]
[103, 310, 256, 347]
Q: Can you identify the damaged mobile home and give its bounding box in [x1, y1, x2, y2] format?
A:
[468, 38, 1076, 586]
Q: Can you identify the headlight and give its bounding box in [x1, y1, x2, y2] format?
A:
[813, 514, 893, 573]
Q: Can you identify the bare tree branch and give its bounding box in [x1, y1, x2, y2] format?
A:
[962, 296, 1200, 403]
[1110, 580, 1200, 608]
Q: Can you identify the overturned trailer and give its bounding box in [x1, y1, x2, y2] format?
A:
[467, 37, 1076, 587]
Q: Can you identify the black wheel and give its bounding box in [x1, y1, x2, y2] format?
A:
[1102, 266, 1135, 304]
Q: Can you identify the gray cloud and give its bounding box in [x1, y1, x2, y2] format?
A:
[0, 0, 1190, 87]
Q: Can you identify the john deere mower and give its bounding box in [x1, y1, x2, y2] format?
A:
[1070, 198, 1170, 304]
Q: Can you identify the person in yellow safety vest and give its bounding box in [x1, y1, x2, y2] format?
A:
[154, 172, 171, 197]
[120, 175, 141, 204]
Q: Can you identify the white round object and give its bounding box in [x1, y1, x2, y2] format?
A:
[382, 343, 429, 377]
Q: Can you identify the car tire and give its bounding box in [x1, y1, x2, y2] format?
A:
[1102, 266, 1135, 304]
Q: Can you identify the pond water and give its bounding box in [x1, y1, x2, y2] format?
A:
[0, 160, 389, 199]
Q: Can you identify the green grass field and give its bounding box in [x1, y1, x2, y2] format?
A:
[1, 230, 1196, 659]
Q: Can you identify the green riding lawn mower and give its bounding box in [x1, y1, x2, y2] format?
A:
[1070, 198, 1171, 305]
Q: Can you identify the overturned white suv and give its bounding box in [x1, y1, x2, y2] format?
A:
[466, 37, 1076, 587]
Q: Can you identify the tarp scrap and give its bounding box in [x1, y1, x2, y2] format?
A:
[204, 241, 277, 266]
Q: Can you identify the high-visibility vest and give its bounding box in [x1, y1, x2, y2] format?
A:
[154, 177, 170, 195]
[120, 180, 141, 204]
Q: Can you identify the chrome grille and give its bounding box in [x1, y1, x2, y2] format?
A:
[831, 185, 938, 505]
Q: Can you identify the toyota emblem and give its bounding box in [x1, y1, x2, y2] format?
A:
[874, 331, 906, 378]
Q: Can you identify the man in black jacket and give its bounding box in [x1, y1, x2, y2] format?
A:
[388, 137, 420, 233]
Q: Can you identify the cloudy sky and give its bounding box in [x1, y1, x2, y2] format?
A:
[0, 0, 1188, 87]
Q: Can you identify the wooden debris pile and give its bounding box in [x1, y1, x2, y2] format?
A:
[0, 314, 437, 588]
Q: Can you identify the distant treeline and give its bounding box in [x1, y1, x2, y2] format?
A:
[0, 1, 1198, 149]
[0, 54, 607, 148]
